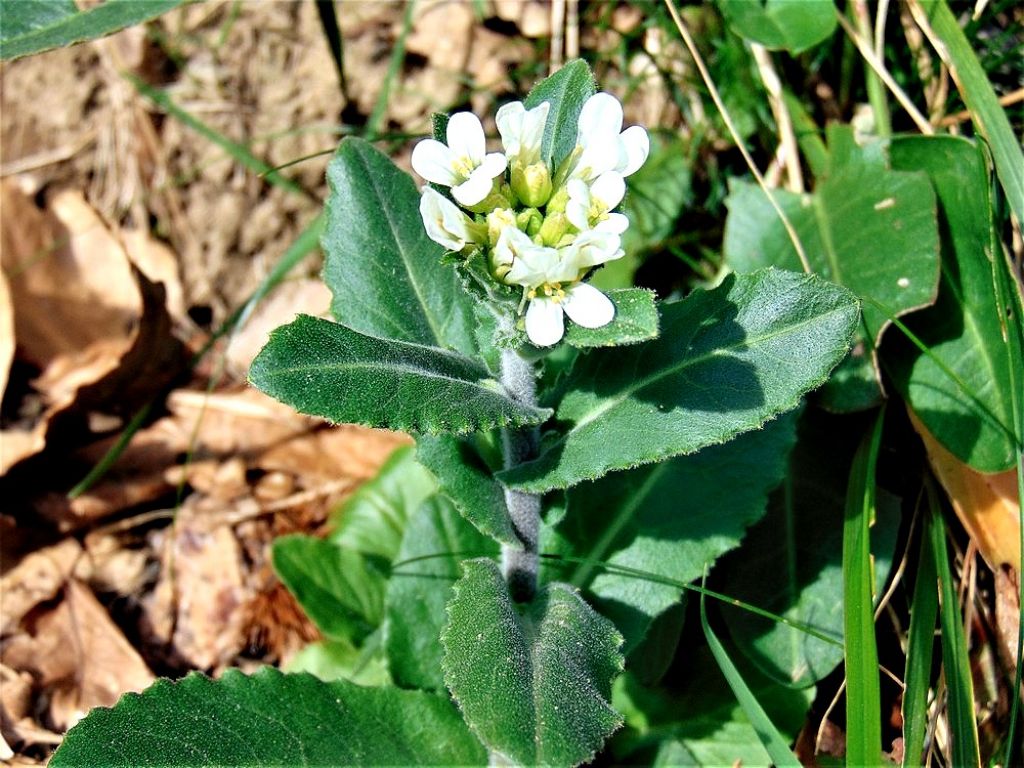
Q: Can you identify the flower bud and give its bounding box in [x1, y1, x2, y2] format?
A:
[465, 179, 513, 214]
[516, 207, 543, 237]
[545, 185, 570, 214]
[510, 161, 553, 208]
[487, 208, 518, 248]
[538, 212, 570, 247]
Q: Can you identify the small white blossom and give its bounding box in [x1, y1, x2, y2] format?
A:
[563, 229, 625, 270]
[525, 283, 615, 347]
[565, 174, 629, 234]
[497, 227, 577, 288]
[567, 92, 650, 183]
[419, 188, 476, 251]
[411, 112, 507, 206]
[496, 101, 550, 166]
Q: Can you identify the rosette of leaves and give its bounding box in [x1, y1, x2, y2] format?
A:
[52, 61, 860, 768]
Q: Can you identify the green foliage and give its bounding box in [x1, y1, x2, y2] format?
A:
[50, 669, 487, 767]
[525, 58, 596, 172]
[443, 559, 624, 767]
[501, 268, 860, 492]
[717, 0, 837, 54]
[249, 315, 551, 434]
[887, 136, 1019, 472]
[322, 138, 479, 357]
[563, 289, 659, 348]
[0, 0, 185, 61]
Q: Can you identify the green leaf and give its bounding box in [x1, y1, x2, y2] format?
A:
[249, 315, 551, 435]
[724, 126, 940, 412]
[322, 138, 478, 357]
[902, 524, 938, 768]
[50, 668, 487, 767]
[525, 58, 596, 172]
[717, 0, 837, 54]
[887, 136, 1018, 472]
[386, 497, 499, 691]
[621, 137, 693, 258]
[272, 535, 386, 643]
[286, 637, 390, 687]
[0, 0, 185, 61]
[416, 435, 518, 546]
[719, 408, 901, 688]
[564, 289, 660, 348]
[329, 445, 437, 561]
[501, 268, 859, 492]
[443, 559, 624, 767]
[545, 413, 796, 650]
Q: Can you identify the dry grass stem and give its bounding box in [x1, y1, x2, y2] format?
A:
[751, 44, 803, 193]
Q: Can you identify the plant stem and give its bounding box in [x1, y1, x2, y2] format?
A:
[499, 346, 541, 602]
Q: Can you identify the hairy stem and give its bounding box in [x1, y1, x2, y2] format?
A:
[499, 346, 541, 602]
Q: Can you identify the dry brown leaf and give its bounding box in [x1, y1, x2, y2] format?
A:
[256, 425, 409, 486]
[0, 267, 13, 403]
[994, 567, 1022, 703]
[120, 227, 186, 322]
[910, 408, 1021, 568]
[2, 580, 153, 731]
[0, 539, 83, 635]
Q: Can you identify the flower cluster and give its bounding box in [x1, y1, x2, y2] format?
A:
[411, 93, 649, 347]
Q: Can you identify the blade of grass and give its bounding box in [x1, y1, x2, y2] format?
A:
[365, 0, 415, 140]
[126, 73, 313, 200]
[902, 508, 938, 767]
[909, 0, 1024, 224]
[315, 0, 348, 101]
[926, 478, 981, 767]
[68, 214, 323, 499]
[842, 406, 886, 767]
[700, 583, 802, 768]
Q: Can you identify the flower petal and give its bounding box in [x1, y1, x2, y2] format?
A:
[596, 212, 630, 235]
[578, 92, 624, 140]
[496, 101, 526, 155]
[563, 283, 615, 328]
[479, 152, 509, 179]
[447, 112, 487, 164]
[525, 297, 565, 347]
[452, 169, 494, 206]
[566, 199, 590, 231]
[618, 126, 650, 176]
[411, 139, 457, 186]
[590, 172, 625, 209]
[419, 188, 469, 250]
[572, 230, 623, 268]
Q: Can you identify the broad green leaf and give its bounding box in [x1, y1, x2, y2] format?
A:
[0, 0, 184, 61]
[385, 496, 498, 691]
[564, 289, 660, 348]
[717, 0, 837, 54]
[621, 137, 692, 258]
[322, 138, 477, 356]
[719, 408, 900, 688]
[329, 445, 437, 561]
[724, 126, 940, 411]
[887, 136, 1018, 472]
[249, 315, 551, 435]
[416, 435, 518, 545]
[544, 413, 796, 650]
[51, 668, 487, 767]
[500, 268, 859, 492]
[272, 535, 386, 643]
[525, 58, 596, 172]
[443, 559, 624, 767]
[286, 637, 390, 687]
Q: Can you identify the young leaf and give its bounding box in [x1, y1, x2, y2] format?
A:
[501, 268, 859, 493]
[329, 445, 437, 560]
[286, 637, 390, 687]
[0, 0, 185, 61]
[443, 559, 624, 767]
[50, 668, 487, 766]
[272, 535, 386, 643]
[249, 315, 551, 435]
[416, 435, 519, 546]
[322, 137, 478, 357]
[545, 413, 797, 651]
[564, 289, 659, 349]
[525, 58, 596, 172]
[902, 522, 938, 768]
[717, 0, 837, 54]
[887, 136, 1018, 472]
[385, 496, 498, 691]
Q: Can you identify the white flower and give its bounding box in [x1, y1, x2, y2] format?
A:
[419, 188, 476, 251]
[562, 229, 625, 270]
[525, 283, 615, 347]
[565, 174, 629, 234]
[411, 112, 508, 206]
[567, 92, 650, 183]
[496, 227, 577, 288]
[496, 101, 550, 166]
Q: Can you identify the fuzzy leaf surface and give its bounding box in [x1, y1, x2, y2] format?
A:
[565, 289, 660, 348]
[249, 315, 550, 435]
[717, 0, 836, 53]
[416, 435, 518, 545]
[322, 137, 477, 356]
[386, 496, 498, 691]
[544, 413, 796, 650]
[525, 58, 596, 172]
[1, 0, 184, 60]
[443, 559, 624, 767]
[887, 136, 1018, 472]
[501, 268, 859, 492]
[50, 668, 487, 766]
